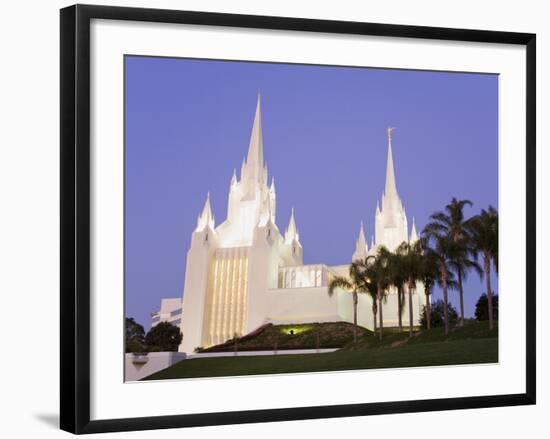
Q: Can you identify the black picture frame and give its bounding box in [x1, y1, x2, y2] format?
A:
[60, 4, 536, 434]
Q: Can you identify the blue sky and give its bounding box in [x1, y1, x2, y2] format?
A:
[124, 56, 498, 329]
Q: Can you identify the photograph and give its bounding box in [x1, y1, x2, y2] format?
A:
[123, 56, 499, 382]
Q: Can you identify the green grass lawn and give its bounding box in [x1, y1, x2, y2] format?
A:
[143, 321, 497, 381]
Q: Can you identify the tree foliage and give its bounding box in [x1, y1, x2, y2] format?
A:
[328, 261, 370, 343]
[145, 322, 183, 352]
[125, 317, 145, 353]
[468, 206, 498, 330]
[420, 299, 458, 329]
[475, 293, 499, 321]
[423, 198, 481, 327]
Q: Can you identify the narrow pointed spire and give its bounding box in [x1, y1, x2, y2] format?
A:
[245, 93, 264, 184]
[353, 221, 368, 261]
[230, 168, 237, 186]
[410, 217, 418, 242]
[270, 177, 276, 193]
[202, 192, 212, 216]
[196, 192, 215, 231]
[370, 235, 375, 250]
[384, 127, 398, 199]
[358, 221, 367, 246]
[285, 207, 299, 244]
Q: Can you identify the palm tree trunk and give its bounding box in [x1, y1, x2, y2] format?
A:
[352, 291, 358, 343]
[408, 279, 414, 337]
[425, 291, 431, 329]
[397, 286, 403, 332]
[372, 305, 377, 336]
[484, 254, 494, 330]
[442, 267, 450, 336]
[378, 285, 384, 341]
[458, 270, 465, 327]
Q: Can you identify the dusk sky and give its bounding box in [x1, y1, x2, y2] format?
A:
[124, 56, 498, 330]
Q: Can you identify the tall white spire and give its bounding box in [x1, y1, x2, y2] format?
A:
[352, 221, 368, 261]
[244, 93, 264, 185]
[374, 127, 409, 251]
[384, 127, 398, 200]
[196, 192, 215, 231]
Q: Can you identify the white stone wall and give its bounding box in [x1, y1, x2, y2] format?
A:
[125, 352, 187, 381]
[266, 286, 340, 324]
[266, 283, 427, 331]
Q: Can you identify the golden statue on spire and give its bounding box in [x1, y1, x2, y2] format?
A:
[387, 127, 395, 141]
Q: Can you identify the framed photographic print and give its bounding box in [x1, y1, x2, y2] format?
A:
[60, 4, 536, 434]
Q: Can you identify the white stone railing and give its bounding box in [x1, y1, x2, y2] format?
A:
[277, 264, 331, 288]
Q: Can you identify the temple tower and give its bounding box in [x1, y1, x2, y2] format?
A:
[179, 95, 302, 353]
[374, 128, 409, 251]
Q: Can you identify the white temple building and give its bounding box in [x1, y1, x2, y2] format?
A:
[177, 96, 426, 354]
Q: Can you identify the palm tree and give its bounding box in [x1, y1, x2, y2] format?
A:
[448, 248, 482, 325]
[367, 282, 379, 336]
[396, 241, 423, 337]
[424, 197, 478, 326]
[422, 230, 456, 335]
[388, 250, 407, 332]
[417, 240, 439, 330]
[363, 246, 391, 340]
[467, 206, 498, 330]
[328, 261, 367, 343]
[357, 266, 379, 336]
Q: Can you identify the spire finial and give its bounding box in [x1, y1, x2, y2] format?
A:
[387, 126, 395, 141]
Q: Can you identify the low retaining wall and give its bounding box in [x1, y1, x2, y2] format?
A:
[188, 348, 338, 359]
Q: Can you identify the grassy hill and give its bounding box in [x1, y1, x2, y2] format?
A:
[342, 319, 498, 351]
[143, 320, 497, 381]
[197, 322, 369, 352]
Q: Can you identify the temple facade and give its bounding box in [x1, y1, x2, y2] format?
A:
[178, 96, 426, 354]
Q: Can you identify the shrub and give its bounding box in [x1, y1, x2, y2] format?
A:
[420, 299, 459, 329]
[475, 293, 499, 321]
